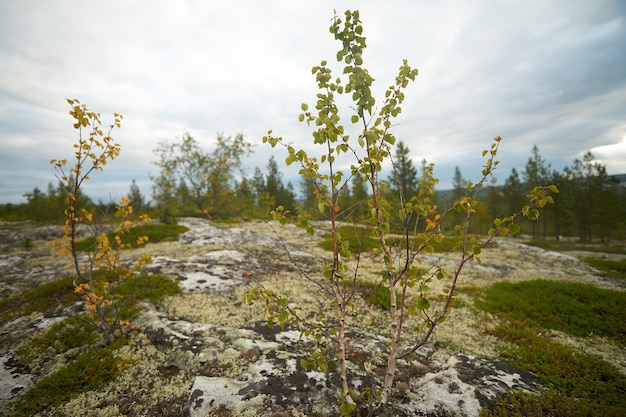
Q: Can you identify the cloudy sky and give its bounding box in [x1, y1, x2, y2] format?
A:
[1, 0, 625, 204]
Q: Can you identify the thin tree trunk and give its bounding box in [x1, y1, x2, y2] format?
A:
[380, 271, 399, 403]
[337, 314, 353, 404]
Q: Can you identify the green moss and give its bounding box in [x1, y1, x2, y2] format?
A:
[117, 273, 181, 303]
[317, 225, 380, 253]
[317, 224, 462, 254]
[584, 257, 626, 281]
[0, 275, 80, 325]
[345, 279, 400, 311]
[475, 279, 626, 345]
[74, 223, 189, 251]
[2, 271, 179, 330]
[476, 279, 626, 416]
[81, 272, 181, 324]
[481, 389, 622, 417]
[12, 337, 129, 417]
[15, 316, 100, 363]
[528, 239, 626, 255]
[482, 320, 626, 416]
[7, 273, 180, 415]
[113, 273, 181, 320]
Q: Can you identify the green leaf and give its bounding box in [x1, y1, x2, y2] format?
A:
[351, 114, 359, 123]
[417, 297, 431, 310]
[301, 103, 309, 111]
[278, 311, 289, 326]
[318, 202, 325, 213]
[301, 358, 316, 371]
[547, 184, 559, 193]
[526, 209, 539, 221]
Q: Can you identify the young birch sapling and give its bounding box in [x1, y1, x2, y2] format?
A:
[51, 99, 151, 343]
[245, 10, 557, 414]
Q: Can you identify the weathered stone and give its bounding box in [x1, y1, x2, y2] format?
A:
[0, 351, 33, 406]
[1, 218, 624, 417]
[188, 376, 246, 416]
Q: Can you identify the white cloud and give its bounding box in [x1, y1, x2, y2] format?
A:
[592, 130, 626, 170]
[1, 0, 625, 203]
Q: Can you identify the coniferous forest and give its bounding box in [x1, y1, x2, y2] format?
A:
[2, 137, 624, 244]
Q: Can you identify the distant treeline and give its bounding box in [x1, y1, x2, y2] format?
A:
[1, 135, 624, 243]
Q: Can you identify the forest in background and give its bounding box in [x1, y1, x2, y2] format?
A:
[2, 133, 624, 244]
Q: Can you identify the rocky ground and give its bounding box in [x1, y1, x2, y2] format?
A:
[0, 218, 624, 416]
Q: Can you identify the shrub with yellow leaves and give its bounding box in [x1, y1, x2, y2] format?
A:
[51, 99, 151, 343]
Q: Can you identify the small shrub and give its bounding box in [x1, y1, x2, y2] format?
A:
[159, 207, 178, 225]
[248, 9, 555, 411]
[22, 237, 33, 250]
[50, 99, 153, 342]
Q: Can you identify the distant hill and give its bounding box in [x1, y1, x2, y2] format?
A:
[611, 173, 626, 185]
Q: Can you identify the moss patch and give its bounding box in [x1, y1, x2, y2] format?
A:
[0, 275, 79, 325]
[475, 279, 626, 345]
[477, 279, 626, 416]
[12, 337, 129, 416]
[528, 239, 626, 255]
[584, 257, 626, 281]
[317, 224, 463, 254]
[74, 223, 189, 251]
[481, 321, 626, 417]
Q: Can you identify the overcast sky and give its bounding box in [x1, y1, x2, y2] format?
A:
[1, 0, 625, 205]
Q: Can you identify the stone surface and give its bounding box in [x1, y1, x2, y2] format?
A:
[1, 217, 624, 416]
